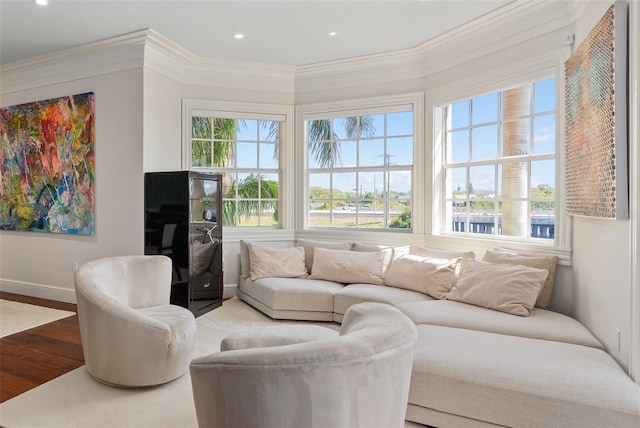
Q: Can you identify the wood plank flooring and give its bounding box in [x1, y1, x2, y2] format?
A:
[0, 292, 84, 403]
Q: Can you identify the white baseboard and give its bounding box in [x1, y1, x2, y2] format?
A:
[223, 283, 237, 299]
[0, 279, 77, 304]
[0, 279, 238, 304]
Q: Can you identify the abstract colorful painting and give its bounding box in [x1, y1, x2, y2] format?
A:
[0, 92, 95, 234]
[565, 2, 628, 219]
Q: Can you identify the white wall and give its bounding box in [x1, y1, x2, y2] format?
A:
[0, 69, 145, 302]
[569, 0, 635, 372]
[143, 69, 183, 172]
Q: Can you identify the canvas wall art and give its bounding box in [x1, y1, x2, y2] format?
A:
[0, 92, 95, 234]
[565, 1, 628, 219]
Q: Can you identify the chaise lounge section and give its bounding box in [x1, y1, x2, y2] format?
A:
[236, 239, 640, 427]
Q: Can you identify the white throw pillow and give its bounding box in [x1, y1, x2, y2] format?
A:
[295, 239, 352, 274]
[482, 249, 559, 310]
[446, 259, 548, 317]
[352, 242, 395, 280]
[410, 245, 475, 271]
[240, 240, 292, 279]
[309, 248, 385, 285]
[247, 243, 308, 281]
[385, 255, 461, 299]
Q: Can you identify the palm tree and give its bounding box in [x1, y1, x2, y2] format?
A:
[193, 117, 280, 226]
[192, 117, 239, 196]
[308, 116, 376, 168]
[222, 173, 279, 226]
[501, 85, 530, 237]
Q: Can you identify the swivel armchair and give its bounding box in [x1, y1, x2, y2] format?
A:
[74, 255, 196, 387]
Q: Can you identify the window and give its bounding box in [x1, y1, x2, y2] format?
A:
[442, 78, 556, 240]
[304, 103, 415, 230]
[188, 107, 287, 228]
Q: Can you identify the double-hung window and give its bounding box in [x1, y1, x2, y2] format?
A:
[441, 77, 556, 240]
[185, 101, 292, 228]
[301, 96, 420, 230]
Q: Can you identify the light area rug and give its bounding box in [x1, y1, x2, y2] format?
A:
[0, 299, 75, 338]
[0, 297, 423, 428]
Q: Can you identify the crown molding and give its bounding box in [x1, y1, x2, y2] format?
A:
[143, 29, 194, 82]
[295, 0, 571, 93]
[139, 29, 296, 93]
[0, 28, 296, 96]
[185, 57, 296, 93]
[0, 29, 151, 95]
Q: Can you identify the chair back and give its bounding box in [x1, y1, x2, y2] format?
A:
[75, 255, 172, 308]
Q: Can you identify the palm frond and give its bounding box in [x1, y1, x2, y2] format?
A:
[308, 119, 340, 168]
[222, 173, 279, 225]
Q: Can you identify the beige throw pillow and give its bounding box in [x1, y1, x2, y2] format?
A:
[247, 243, 308, 281]
[447, 259, 548, 317]
[482, 249, 559, 310]
[295, 239, 352, 274]
[410, 245, 475, 271]
[239, 240, 292, 279]
[352, 242, 395, 280]
[385, 255, 461, 299]
[310, 248, 385, 285]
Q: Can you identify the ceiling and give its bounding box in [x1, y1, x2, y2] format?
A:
[0, 0, 515, 67]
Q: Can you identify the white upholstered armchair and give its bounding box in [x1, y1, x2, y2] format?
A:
[190, 302, 417, 428]
[74, 255, 196, 387]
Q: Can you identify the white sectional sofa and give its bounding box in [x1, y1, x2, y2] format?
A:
[236, 239, 640, 427]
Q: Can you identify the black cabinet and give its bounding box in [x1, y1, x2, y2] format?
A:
[144, 171, 223, 317]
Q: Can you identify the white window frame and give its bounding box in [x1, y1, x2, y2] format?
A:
[182, 99, 295, 240]
[427, 57, 571, 263]
[296, 93, 424, 242]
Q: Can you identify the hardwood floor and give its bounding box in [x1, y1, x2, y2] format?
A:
[0, 292, 84, 403]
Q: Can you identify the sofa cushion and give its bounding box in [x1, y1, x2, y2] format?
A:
[333, 284, 433, 322]
[310, 248, 386, 285]
[482, 249, 559, 310]
[385, 255, 460, 299]
[395, 300, 603, 349]
[240, 276, 343, 314]
[247, 242, 308, 281]
[410, 324, 640, 428]
[447, 259, 547, 316]
[295, 238, 352, 273]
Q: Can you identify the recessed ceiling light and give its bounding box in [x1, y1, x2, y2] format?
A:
[34, 0, 49, 5]
[328, 31, 337, 37]
[233, 33, 245, 40]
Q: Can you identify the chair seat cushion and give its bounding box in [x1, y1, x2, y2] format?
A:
[137, 304, 196, 346]
[221, 325, 339, 351]
[410, 325, 640, 428]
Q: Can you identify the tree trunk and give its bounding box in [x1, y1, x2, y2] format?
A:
[501, 86, 530, 237]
